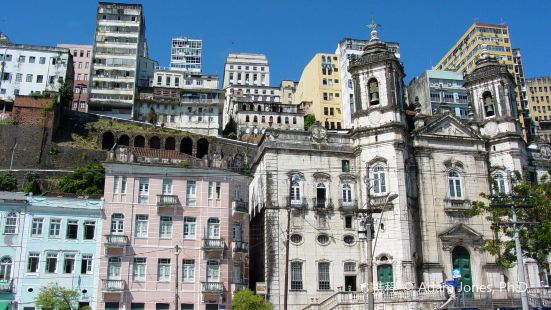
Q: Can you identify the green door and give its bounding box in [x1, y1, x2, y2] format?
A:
[452, 246, 473, 298]
[377, 265, 393, 290]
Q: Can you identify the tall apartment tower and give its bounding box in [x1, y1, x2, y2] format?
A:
[527, 77, 551, 142]
[335, 38, 400, 129]
[295, 53, 343, 129]
[222, 53, 270, 88]
[89, 2, 153, 118]
[434, 22, 531, 139]
[170, 37, 202, 72]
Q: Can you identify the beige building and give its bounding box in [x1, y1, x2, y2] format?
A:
[295, 53, 343, 129]
[434, 22, 531, 139]
[527, 77, 551, 142]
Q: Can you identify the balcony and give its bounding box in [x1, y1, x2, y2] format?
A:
[233, 241, 248, 253]
[102, 279, 126, 292]
[233, 200, 248, 214]
[156, 194, 180, 208]
[312, 198, 333, 211]
[0, 280, 13, 293]
[104, 234, 129, 248]
[202, 282, 224, 293]
[339, 199, 358, 212]
[444, 199, 472, 215]
[368, 195, 396, 212]
[202, 238, 225, 259]
[286, 196, 308, 209]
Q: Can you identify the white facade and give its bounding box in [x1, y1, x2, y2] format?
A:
[0, 44, 73, 102]
[335, 38, 399, 129]
[222, 53, 270, 88]
[222, 86, 281, 130]
[170, 37, 202, 73]
[153, 68, 218, 89]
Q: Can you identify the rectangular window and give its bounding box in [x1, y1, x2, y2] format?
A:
[26, 74, 33, 82]
[215, 182, 221, 199]
[19, 56, 25, 62]
[66, 220, 78, 239]
[45, 252, 58, 273]
[81, 254, 93, 274]
[135, 215, 148, 238]
[345, 216, 353, 229]
[64, 254, 76, 273]
[83, 221, 95, 240]
[162, 179, 172, 195]
[121, 176, 127, 194]
[49, 218, 61, 237]
[15, 73, 22, 82]
[139, 178, 149, 204]
[291, 261, 303, 290]
[31, 218, 44, 237]
[207, 260, 220, 282]
[319, 262, 330, 289]
[159, 216, 173, 239]
[28, 252, 40, 272]
[113, 176, 120, 194]
[233, 263, 242, 284]
[208, 181, 213, 199]
[186, 181, 196, 206]
[342, 160, 350, 172]
[183, 217, 196, 239]
[182, 259, 195, 282]
[39, 57, 46, 64]
[156, 304, 170, 310]
[133, 257, 147, 281]
[36, 75, 43, 83]
[158, 258, 171, 281]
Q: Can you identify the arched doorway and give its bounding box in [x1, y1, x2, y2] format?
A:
[134, 135, 145, 148]
[452, 246, 473, 298]
[180, 137, 193, 155]
[149, 136, 161, 149]
[102, 132, 115, 150]
[377, 264, 393, 290]
[118, 134, 129, 146]
[165, 137, 175, 150]
[196, 138, 209, 159]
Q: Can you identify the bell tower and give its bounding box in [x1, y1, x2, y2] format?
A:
[349, 24, 406, 129]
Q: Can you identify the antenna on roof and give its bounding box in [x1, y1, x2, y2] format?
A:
[499, 17, 506, 25]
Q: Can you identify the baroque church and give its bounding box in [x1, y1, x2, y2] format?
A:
[247, 28, 551, 309]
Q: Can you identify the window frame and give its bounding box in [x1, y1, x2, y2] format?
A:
[372, 165, 387, 195]
[318, 262, 331, 290]
[290, 261, 303, 290]
[448, 170, 463, 200]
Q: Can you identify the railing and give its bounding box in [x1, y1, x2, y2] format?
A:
[339, 199, 358, 211]
[102, 279, 125, 291]
[234, 200, 248, 213]
[104, 234, 128, 247]
[312, 198, 333, 210]
[156, 194, 180, 207]
[202, 282, 223, 293]
[444, 199, 471, 212]
[370, 195, 390, 207]
[203, 238, 225, 249]
[233, 283, 247, 292]
[0, 280, 13, 293]
[287, 196, 308, 208]
[233, 241, 248, 253]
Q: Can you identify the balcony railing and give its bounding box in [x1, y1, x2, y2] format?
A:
[203, 238, 225, 250]
[339, 199, 358, 211]
[104, 234, 129, 247]
[312, 198, 333, 210]
[234, 200, 248, 213]
[233, 241, 248, 253]
[202, 282, 224, 293]
[0, 280, 13, 293]
[287, 196, 308, 208]
[102, 279, 125, 292]
[444, 199, 471, 213]
[156, 194, 180, 207]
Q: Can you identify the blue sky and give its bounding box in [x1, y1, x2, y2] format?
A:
[1, 0, 549, 84]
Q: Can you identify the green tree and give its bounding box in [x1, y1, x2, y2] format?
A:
[470, 170, 551, 279]
[35, 284, 90, 310]
[232, 289, 272, 310]
[304, 114, 316, 130]
[0, 172, 17, 191]
[58, 162, 105, 195]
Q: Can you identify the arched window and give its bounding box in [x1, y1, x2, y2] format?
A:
[253, 116, 258, 123]
[342, 184, 352, 202]
[4, 212, 17, 234]
[261, 116, 265, 123]
[285, 117, 289, 124]
[0, 256, 12, 281]
[482, 91, 495, 117]
[448, 171, 463, 199]
[277, 116, 281, 124]
[257, 105, 262, 112]
[368, 78, 380, 105]
[293, 117, 297, 124]
[207, 218, 220, 239]
[492, 173, 508, 194]
[372, 166, 387, 194]
[110, 214, 124, 234]
[290, 175, 301, 204]
[242, 104, 247, 111]
[245, 115, 249, 122]
[269, 116, 273, 123]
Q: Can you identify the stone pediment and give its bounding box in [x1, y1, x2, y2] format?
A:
[438, 223, 484, 250]
[414, 113, 482, 140]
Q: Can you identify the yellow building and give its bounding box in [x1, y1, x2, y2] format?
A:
[295, 53, 343, 129]
[527, 77, 551, 142]
[435, 22, 530, 139]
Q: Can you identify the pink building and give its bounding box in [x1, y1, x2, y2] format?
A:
[98, 162, 250, 310]
[57, 44, 92, 112]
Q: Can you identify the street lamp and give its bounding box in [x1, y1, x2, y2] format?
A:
[372, 193, 398, 255]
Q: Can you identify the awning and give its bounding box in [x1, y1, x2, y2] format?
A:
[0, 301, 11, 310]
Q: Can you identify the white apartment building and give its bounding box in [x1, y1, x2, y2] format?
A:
[222, 53, 270, 88]
[222, 86, 281, 131]
[89, 2, 152, 118]
[335, 38, 400, 129]
[170, 37, 202, 73]
[153, 67, 218, 89]
[0, 43, 73, 102]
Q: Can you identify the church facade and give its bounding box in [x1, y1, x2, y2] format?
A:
[248, 30, 551, 310]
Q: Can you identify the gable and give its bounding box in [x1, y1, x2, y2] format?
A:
[438, 223, 484, 250]
[414, 113, 482, 140]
